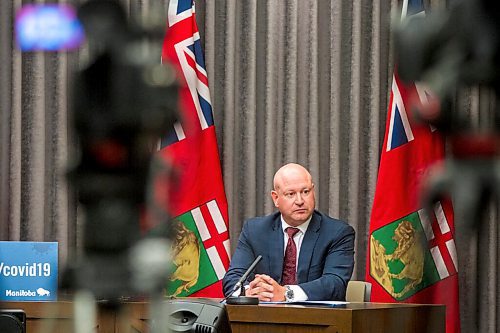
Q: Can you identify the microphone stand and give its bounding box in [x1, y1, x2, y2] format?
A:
[226, 286, 259, 305]
[226, 255, 262, 305]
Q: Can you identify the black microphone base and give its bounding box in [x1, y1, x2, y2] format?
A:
[226, 296, 259, 305]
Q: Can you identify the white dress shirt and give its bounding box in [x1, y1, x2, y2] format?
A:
[280, 215, 311, 301]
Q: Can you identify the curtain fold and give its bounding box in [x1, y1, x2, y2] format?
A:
[0, 0, 498, 331]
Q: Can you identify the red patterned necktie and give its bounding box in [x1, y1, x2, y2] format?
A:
[281, 227, 300, 285]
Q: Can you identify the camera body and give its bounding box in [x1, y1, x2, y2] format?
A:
[394, 0, 500, 227]
[66, 0, 177, 300]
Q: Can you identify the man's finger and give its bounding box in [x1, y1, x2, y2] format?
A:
[246, 287, 258, 296]
[248, 280, 259, 289]
[249, 275, 266, 285]
[258, 274, 277, 285]
[257, 282, 274, 292]
[257, 292, 274, 300]
[247, 286, 262, 296]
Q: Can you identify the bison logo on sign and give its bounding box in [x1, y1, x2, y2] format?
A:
[36, 287, 50, 296]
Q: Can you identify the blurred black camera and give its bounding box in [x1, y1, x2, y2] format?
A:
[395, 0, 500, 130]
[14, 0, 179, 308]
[395, 0, 500, 227]
[64, 0, 178, 300]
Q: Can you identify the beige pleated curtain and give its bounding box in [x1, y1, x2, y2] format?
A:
[0, 0, 498, 331]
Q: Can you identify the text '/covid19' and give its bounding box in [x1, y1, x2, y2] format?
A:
[0, 262, 51, 277]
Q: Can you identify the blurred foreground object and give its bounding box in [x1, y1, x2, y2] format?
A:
[65, 0, 178, 303]
[395, 0, 500, 228]
[15, 4, 84, 51]
[0, 310, 25, 333]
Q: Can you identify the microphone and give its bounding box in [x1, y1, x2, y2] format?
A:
[226, 255, 262, 305]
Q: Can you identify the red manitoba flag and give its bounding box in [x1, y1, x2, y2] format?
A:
[366, 1, 460, 332]
[157, 0, 230, 297]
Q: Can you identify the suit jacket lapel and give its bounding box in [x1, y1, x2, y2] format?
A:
[270, 215, 284, 282]
[297, 212, 321, 283]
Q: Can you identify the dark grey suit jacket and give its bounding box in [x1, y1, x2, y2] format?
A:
[222, 210, 355, 300]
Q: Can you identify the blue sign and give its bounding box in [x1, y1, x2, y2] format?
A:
[0, 242, 58, 301]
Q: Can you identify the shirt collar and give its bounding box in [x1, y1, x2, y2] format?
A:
[280, 215, 312, 235]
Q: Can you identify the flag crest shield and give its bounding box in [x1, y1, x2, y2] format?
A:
[370, 211, 448, 301]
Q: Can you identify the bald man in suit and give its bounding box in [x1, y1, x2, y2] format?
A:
[223, 163, 355, 301]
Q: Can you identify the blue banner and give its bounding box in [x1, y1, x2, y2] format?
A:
[0, 241, 58, 301]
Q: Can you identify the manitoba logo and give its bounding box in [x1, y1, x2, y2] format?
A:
[167, 199, 230, 296]
[370, 203, 458, 300]
[36, 287, 50, 296]
[5, 289, 36, 297]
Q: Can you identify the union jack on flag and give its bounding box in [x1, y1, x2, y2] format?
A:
[161, 1, 214, 147]
[158, 0, 230, 298]
[386, 78, 437, 152]
[386, 78, 415, 151]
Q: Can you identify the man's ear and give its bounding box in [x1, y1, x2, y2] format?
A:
[271, 190, 279, 207]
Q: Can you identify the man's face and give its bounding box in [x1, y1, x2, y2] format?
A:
[271, 168, 315, 226]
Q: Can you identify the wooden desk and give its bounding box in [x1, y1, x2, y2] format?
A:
[1, 300, 444, 333]
[226, 302, 445, 333]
